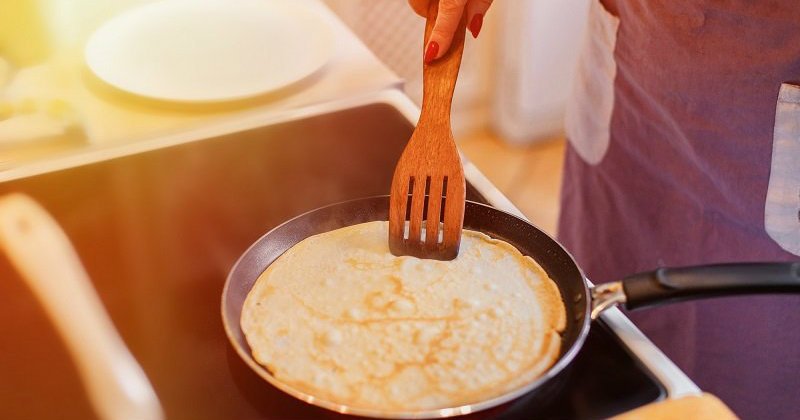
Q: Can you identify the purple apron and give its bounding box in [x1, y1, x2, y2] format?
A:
[558, 1, 800, 418]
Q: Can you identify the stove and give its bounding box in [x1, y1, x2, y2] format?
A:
[0, 102, 664, 419]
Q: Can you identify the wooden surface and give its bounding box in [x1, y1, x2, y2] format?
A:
[388, 0, 467, 260]
[612, 393, 738, 420]
[458, 132, 565, 236]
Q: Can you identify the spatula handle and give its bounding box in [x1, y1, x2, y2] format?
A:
[419, 0, 468, 129]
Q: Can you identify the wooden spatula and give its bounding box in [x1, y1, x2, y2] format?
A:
[389, 0, 467, 260]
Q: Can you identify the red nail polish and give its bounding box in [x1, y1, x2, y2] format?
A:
[424, 41, 439, 64]
[469, 14, 484, 38]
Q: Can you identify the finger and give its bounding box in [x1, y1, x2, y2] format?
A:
[466, 0, 492, 38]
[408, 0, 429, 17]
[425, 0, 468, 63]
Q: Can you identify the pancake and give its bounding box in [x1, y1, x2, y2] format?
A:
[241, 221, 566, 411]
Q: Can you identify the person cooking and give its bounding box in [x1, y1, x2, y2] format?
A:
[408, 1, 800, 419]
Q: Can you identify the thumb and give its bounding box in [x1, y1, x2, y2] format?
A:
[424, 0, 468, 63]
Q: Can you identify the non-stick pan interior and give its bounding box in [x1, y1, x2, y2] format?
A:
[222, 196, 590, 414]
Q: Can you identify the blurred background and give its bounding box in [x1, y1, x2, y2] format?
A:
[0, 0, 590, 233]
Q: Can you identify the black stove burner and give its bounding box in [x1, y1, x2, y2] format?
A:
[0, 103, 664, 419]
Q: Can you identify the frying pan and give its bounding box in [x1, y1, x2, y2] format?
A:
[221, 196, 800, 418]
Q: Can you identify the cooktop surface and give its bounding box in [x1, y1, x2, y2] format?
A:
[0, 104, 664, 419]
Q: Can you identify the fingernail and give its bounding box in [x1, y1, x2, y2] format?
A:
[424, 41, 439, 64]
[469, 14, 484, 38]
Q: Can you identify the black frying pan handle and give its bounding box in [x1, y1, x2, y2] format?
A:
[622, 262, 800, 311]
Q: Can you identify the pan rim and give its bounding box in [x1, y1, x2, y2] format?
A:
[221, 195, 591, 418]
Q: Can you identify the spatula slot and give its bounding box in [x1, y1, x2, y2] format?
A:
[404, 177, 414, 222]
[440, 176, 448, 226]
[422, 176, 432, 222]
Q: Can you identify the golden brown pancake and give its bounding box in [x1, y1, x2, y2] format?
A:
[241, 221, 565, 411]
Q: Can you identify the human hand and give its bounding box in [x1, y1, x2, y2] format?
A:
[408, 0, 493, 63]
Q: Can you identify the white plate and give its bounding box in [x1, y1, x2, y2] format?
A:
[85, 0, 334, 103]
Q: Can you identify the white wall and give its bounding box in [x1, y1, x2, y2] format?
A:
[492, 0, 590, 144]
